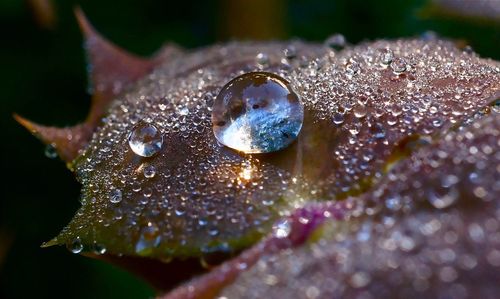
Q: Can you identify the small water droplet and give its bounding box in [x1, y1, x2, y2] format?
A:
[463, 45, 474, 54]
[353, 104, 367, 118]
[175, 206, 186, 216]
[385, 195, 402, 211]
[143, 187, 153, 198]
[128, 122, 163, 157]
[345, 59, 360, 77]
[256, 53, 270, 66]
[379, 48, 394, 65]
[491, 99, 500, 114]
[332, 113, 345, 125]
[272, 219, 291, 239]
[143, 165, 156, 178]
[284, 45, 297, 59]
[371, 123, 386, 139]
[109, 188, 122, 203]
[44, 144, 58, 159]
[432, 118, 443, 127]
[92, 243, 107, 255]
[158, 103, 167, 111]
[135, 222, 161, 256]
[428, 185, 458, 209]
[390, 57, 407, 74]
[67, 237, 83, 254]
[178, 107, 189, 116]
[324, 34, 346, 50]
[212, 72, 304, 153]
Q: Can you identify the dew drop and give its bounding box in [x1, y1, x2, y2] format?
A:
[428, 185, 458, 209]
[256, 53, 270, 67]
[135, 222, 161, 256]
[345, 59, 360, 77]
[212, 72, 304, 153]
[158, 103, 167, 111]
[379, 48, 394, 65]
[175, 206, 186, 216]
[143, 165, 156, 178]
[67, 237, 83, 254]
[283, 45, 297, 59]
[385, 195, 402, 211]
[109, 188, 122, 203]
[490, 99, 500, 113]
[324, 33, 346, 50]
[390, 57, 407, 74]
[332, 113, 345, 125]
[272, 218, 291, 239]
[353, 104, 367, 118]
[143, 187, 153, 198]
[128, 122, 163, 157]
[92, 243, 107, 255]
[44, 144, 58, 159]
[386, 115, 398, 126]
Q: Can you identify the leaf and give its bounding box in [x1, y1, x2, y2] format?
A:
[18, 18, 500, 292]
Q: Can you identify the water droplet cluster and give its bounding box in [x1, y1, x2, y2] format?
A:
[220, 106, 500, 299]
[289, 38, 499, 199]
[50, 37, 499, 264]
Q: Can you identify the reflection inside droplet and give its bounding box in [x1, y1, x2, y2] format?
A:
[212, 72, 304, 153]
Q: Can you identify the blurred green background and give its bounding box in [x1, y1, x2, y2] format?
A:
[0, 0, 498, 298]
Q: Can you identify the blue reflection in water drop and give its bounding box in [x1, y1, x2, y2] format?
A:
[212, 72, 303, 154]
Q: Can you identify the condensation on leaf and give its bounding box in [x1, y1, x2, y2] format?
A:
[45, 37, 499, 266]
[195, 108, 500, 299]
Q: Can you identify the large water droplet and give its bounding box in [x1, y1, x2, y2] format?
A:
[212, 72, 304, 153]
[128, 122, 163, 157]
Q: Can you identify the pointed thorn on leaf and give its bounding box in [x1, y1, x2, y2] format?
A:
[74, 7, 160, 123]
[14, 114, 92, 163]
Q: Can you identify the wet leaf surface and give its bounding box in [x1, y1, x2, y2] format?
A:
[26, 34, 499, 293]
[165, 100, 500, 299]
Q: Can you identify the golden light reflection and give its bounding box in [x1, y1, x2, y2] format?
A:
[237, 162, 258, 186]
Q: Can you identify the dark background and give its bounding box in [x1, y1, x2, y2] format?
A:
[1, 0, 498, 298]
